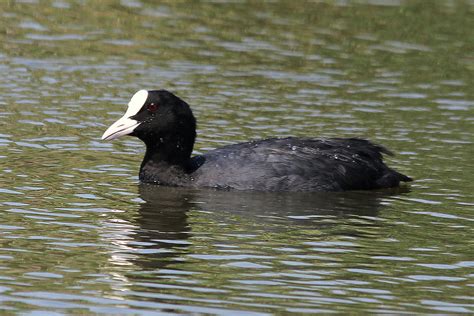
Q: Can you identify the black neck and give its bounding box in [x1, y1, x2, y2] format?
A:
[138, 131, 196, 185]
[141, 131, 194, 168]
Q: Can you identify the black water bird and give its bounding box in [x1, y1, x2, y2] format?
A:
[102, 90, 412, 191]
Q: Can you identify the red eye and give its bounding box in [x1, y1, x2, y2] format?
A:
[147, 103, 158, 112]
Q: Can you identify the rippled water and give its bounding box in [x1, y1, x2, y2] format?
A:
[0, 0, 473, 314]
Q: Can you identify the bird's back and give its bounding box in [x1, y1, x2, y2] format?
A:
[191, 137, 411, 191]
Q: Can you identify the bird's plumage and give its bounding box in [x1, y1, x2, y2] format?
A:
[102, 90, 412, 192]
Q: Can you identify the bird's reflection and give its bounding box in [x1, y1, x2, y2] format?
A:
[125, 184, 195, 270]
[118, 185, 410, 270]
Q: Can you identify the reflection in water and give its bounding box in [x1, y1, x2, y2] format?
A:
[98, 185, 414, 314]
[102, 185, 193, 272]
[110, 184, 409, 271]
[131, 185, 194, 270]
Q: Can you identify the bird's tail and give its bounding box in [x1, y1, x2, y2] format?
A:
[396, 171, 413, 182]
[376, 170, 413, 188]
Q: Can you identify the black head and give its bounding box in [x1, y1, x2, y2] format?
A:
[102, 89, 196, 162]
[129, 90, 196, 144]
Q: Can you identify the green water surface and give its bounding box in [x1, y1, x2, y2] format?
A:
[0, 0, 473, 314]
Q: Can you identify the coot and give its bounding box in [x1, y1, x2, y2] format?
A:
[102, 90, 412, 191]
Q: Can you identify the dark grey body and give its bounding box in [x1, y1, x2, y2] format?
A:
[140, 137, 411, 192]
